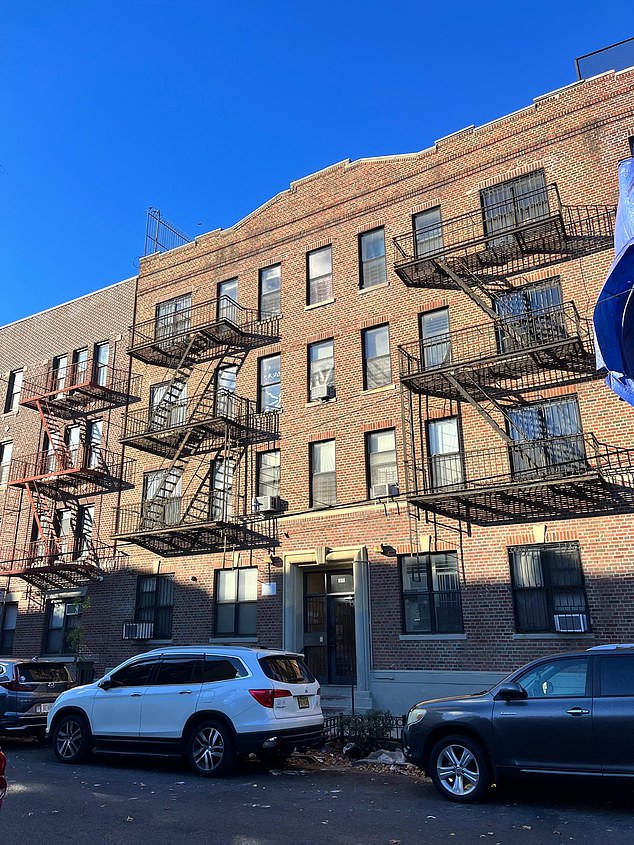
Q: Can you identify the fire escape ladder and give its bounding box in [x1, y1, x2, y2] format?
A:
[35, 399, 73, 472]
[433, 258, 499, 320]
[399, 381, 423, 556]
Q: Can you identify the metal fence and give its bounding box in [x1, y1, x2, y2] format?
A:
[323, 713, 404, 746]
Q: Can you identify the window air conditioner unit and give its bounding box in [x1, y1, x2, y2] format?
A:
[312, 383, 335, 401]
[65, 604, 82, 616]
[370, 482, 400, 499]
[122, 621, 154, 640]
[553, 613, 587, 633]
[251, 495, 281, 514]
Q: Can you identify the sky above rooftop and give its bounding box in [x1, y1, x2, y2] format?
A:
[1, 1, 631, 325]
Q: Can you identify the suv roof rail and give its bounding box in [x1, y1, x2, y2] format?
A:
[587, 643, 634, 651]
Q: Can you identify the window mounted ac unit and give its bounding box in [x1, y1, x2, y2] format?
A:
[65, 604, 82, 616]
[122, 621, 154, 640]
[554, 613, 587, 633]
[311, 383, 335, 401]
[370, 482, 400, 499]
[251, 495, 281, 514]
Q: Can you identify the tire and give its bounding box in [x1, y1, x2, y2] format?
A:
[429, 735, 491, 803]
[187, 719, 236, 777]
[51, 712, 92, 764]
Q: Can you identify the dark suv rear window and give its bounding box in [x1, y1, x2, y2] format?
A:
[259, 656, 315, 684]
[18, 664, 73, 683]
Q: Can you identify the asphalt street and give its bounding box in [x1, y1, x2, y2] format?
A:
[2, 739, 634, 845]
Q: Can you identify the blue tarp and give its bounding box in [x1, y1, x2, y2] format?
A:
[594, 157, 634, 405]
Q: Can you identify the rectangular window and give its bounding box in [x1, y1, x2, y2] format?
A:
[214, 567, 257, 637]
[258, 354, 281, 412]
[257, 449, 280, 498]
[401, 552, 463, 634]
[259, 264, 281, 318]
[359, 228, 386, 289]
[87, 419, 103, 469]
[94, 342, 109, 386]
[149, 380, 187, 430]
[217, 278, 238, 322]
[362, 324, 391, 389]
[72, 348, 89, 384]
[307, 245, 333, 305]
[135, 574, 174, 640]
[142, 469, 182, 527]
[215, 365, 237, 417]
[427, 417, 463, 489]
[367, 429, 398, 495]
[507, 396, 584, 480]
[495, 279, 565, 351]
[0, 441, 12, 485]
[413, 207, 443, 258]
[310, 440, 336, 508]
[52, 356, 68, 396]
[420, 308, 451, 370]
[55, 508, 73, 556]
[629, 136, 634, 157]
[44, 599, 83, 655]
[509, 543, 589, 634]
[308, 339, 335, 401]
[155, 293, 192, 340]
[65, 424, 81, 467]
[77, 504, 94, 557]
[0, 602, 17, 654]
[211, 459, 234, 521]
[481, 170, 549, 245]
[4, 368, 23, 413]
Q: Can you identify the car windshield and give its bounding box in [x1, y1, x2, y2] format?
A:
[18, 664, 72, 683]
[259, 655, 315, 684]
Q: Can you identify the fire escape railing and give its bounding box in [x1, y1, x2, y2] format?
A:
[19, 360, 132, 409]
[8, 446, 133, 490]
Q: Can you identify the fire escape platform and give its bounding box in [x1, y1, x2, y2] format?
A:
[8, 450, 134, 496]
[0, 545, 124, 591]
[114, 516, 273, 556]
[19, 366, 135, 417]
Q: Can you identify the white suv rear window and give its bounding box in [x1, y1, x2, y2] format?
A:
[258, 656, 315, 684]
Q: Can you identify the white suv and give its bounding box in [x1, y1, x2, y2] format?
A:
[46, 646, 323, 776]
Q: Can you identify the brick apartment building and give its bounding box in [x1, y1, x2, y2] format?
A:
[2, 67, 634, 713]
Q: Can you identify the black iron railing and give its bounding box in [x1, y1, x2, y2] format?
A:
[20, 360, 131, 408]
[8, 446, 131, 488]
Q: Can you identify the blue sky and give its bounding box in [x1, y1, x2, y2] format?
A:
[1, 1, 631, 324]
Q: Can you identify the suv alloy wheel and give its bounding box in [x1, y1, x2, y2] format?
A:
[52, 713, 92, 764]
[187, 719, 236, 777]
[429, 735, 491, 803]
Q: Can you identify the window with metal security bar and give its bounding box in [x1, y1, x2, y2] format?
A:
[401, 552, 464, 634]
[367, 429, 398, 496]
[0, 602, 17, 654]
[214, 567, 257, 637]
[258, 354, 281, 412]
[310, 440, 336, 508]
[155, 293, 192, 341]
[362, 324, 391, 390]
[259, 264, 281, 318]
[135, 574, 174, 640]
[4, 369, 23, 413]
[359, 227, 387, 289]
[480, 170, 549, 247]
[308, 339, 335, 401]
[217, 278, 238, 322]
[44, 599, 83, 655]
[509, 543, 590, 634]
[420, 308, 451, 370]
[0, 441, 12, 486]
[427, 417, 464, 490]
[495, 279, 566, 353]
[257, 449, 280, 498]
[507, 396, 585, 481]
[413, 206, 443, 258]
[307, 245, 333, 306]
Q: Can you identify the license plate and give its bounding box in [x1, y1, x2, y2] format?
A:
[297, 695, 310, 709]
[37, 703, 53, 714]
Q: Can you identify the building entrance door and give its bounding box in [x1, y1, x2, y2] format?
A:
[303, 569, 356, 686]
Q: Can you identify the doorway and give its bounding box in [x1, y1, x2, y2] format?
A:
[303, 569, 356, 685]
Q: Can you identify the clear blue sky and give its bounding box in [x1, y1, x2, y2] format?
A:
[1, 1, 631, 324]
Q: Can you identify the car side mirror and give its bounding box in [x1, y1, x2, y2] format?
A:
[495, 682, 528, 701]
[98, 678, 113, 690]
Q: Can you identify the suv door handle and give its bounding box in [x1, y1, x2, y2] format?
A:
[566, 707, 590, 716]
[130, 693, 142, 697]
[179, 690, 193, 695]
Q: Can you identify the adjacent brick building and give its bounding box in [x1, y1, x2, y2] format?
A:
[2, 67, 634, 713]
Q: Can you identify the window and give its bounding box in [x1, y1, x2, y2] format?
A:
[65, 424, 80, 466]
[215, 365, 237, 417]
[310, 440, 336, 508]
[367, 429, 398, 495]
[259, 264, 281, 318]
[258, 354, 281, 412]
[94, 341, 109, 386]
[135, 574, 174, 640]
[362, 324, 391, 389]
[401, 552, 463, 634]
[153, 657, 201, 685]
[495, 280, 565, 352]
[257, 449, 280, 498]
[72, 348, 88, 384]
[77, 504, 94, 557]
[110, 659, 156, 688]
[413, 207, 443, 257]
[427, 417, 463, 489]
[149, 380, 187, 430]
[55, 508, 73, 556]
[517, 657, 589, 698]
[509, 543, 589, 634]
[201, 656, 247, 682]
[307, 245, 333, 305]
[0, 602, 17, 653]
[420, 309, 451, 370]
[214, 567, 257, 637]
[507, 396, 584, 480]
[359, 228, 386, 289]
[5, 368, 23, 412]
[142, 469, 182, 527]
[218, 278, 238, 322]
[0, 441, 12, 485]
[44, 599, 83, 655]
[599, 656, 634, 697]
[211, 459, 234, 521]
[308, 339, 335, 401]
[155, 293, 192, 340]
[630, 136, 634, 157]
[52, 356, 68, 396]
[481, 170, 549, 245]
[87, 419, 103, 469]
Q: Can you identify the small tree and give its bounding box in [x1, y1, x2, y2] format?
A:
[65, 596, 91, 663]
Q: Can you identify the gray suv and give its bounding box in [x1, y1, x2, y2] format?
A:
[402, 645, 634, 802]
[0, 659, 75, 739]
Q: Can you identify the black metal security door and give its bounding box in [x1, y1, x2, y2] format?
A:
[303, 569, 356, 685]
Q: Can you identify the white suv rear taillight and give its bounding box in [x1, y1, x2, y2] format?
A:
[248, 688, 292, 708]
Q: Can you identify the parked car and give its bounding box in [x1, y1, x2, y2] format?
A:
[0, 659, 75, 739]
[402, 644, 634, 802]
[47, 646, 323, 776]
[0, 746, 6, 809]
